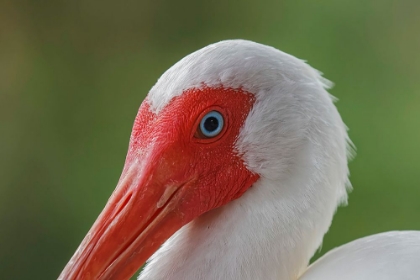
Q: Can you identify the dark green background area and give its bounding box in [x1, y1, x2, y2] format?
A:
[1, 0, 420, 279]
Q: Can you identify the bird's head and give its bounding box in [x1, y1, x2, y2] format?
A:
[60, 40, 351, 280]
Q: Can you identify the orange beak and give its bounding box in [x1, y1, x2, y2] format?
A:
[59, 144, 199, 280]
[59, 88, 259, 280]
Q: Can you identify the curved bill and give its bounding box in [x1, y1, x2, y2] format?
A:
[59, 146, 197, 280]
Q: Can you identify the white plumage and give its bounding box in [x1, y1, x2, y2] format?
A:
[138, 40, 420, 279]
[301, 231, 420, 280]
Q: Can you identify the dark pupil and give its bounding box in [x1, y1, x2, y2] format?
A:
[204, 117, 219, 132]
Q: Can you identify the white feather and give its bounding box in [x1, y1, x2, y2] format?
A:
[300, 231, 420, 280]
[139, 40, 419, 280]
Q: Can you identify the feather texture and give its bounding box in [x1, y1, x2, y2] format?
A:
[138, 40, 419, 280]
[300, 231, 420, 280]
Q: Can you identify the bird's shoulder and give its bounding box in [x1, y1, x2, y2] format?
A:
[299, 231, 420, 280]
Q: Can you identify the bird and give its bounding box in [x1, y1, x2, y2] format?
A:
[59, 40, 420, 280]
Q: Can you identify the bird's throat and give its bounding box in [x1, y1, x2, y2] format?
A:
[138, 177, 333, 280]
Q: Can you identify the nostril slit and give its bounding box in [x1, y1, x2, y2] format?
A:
[157, 185, 179, 208]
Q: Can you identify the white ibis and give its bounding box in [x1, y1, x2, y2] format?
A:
[59, 40, 420, 280]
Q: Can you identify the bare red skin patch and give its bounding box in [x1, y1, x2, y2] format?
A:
[128, 86, 259, 216]
[59, 87, 260, 280]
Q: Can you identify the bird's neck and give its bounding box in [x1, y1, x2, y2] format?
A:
[138, 152, 342, 280]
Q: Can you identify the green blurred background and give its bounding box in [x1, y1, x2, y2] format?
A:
[1, 0, 420, 279]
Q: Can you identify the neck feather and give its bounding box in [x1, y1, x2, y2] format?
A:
[138, 140, 345, 280]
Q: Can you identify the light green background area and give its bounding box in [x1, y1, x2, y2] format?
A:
[1, 1, 420, 279]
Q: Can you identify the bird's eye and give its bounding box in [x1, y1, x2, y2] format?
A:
[196, 111, 224, 138]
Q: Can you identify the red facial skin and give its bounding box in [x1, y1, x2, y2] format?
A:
[59, 87, 260, 280]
